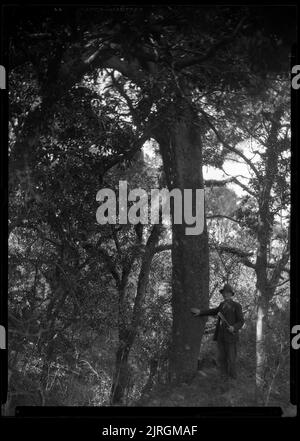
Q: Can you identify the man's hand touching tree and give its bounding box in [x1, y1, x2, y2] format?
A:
[190, 308, 201, 316]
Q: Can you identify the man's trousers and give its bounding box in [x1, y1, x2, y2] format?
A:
[217, 337, 237, 379]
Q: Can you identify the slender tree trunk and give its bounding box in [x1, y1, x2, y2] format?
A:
[39, 277, 67, 391]
[155, 97, 209, 382]
[253, 107, 286, 404]
[110, 337, 132, 405]
[255, 290, 270, 404]
[141, 357, 159, 397]
[255, 196, 278, 404]
[110, 225, 162, 404]
[255, 208, 271, 404]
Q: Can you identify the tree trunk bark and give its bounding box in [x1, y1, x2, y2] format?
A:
[154, 98, 209, 382]
[253, 108, 286, 404]
[255, 210, 275, 404]
[110, 338, 132, 405]
[141, 357, 159, 397]
[39, 276, 67, 391]
[110, 225, 162, 404]
[255, 291, 270, 404]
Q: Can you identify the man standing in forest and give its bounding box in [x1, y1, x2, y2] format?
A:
[192, 284, 244, 380]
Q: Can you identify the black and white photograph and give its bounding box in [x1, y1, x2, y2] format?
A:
[1, 4, 298, 421]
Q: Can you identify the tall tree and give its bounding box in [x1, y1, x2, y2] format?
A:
[8, 5, 295, 381]
[199, 79, 290, 402]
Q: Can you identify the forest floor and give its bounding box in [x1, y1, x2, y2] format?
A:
[136, 338, 294, 413]
[138, 366, 257, 407]
[137, 366, 296, 416]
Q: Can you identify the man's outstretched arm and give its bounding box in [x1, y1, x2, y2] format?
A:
[192, 306, 220, 317]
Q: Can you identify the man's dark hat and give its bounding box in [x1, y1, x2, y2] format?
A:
[220, 283, 234, 295]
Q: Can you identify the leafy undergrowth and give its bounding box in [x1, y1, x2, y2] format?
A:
[137, 367, 257, 407]
[136, 330, 292, 410]
[136, 357, 293, 411]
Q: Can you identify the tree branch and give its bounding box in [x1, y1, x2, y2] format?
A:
[204, 177, 235, 187]
[101, 55, 145, 85]
[108, 71, 139, 126]
[269, 224, 290, 287]
[207, 214, 244, 225]
[175, 16, 247, 70]
[198, 108, 261, 180]
[154, 244, 172, 254]
[97, 247, 121, 287]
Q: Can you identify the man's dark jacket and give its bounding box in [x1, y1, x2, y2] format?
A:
[199, 299, 244, 342]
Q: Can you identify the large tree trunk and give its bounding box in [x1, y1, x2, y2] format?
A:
[155, 98, 209, 382]
[171, 225, 208, 381]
